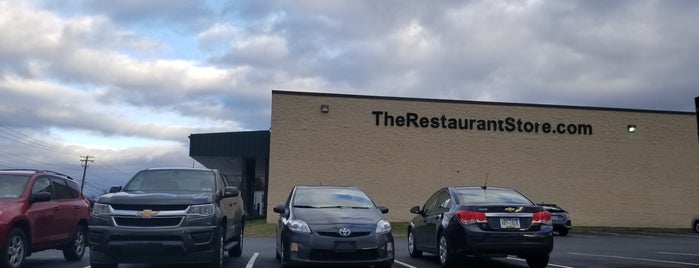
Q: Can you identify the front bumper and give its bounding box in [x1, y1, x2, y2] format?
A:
[88, 224, 219, 264]
[282, 229, 394, 266]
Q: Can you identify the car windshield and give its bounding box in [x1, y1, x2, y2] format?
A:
[293, 188, 375, 209]
[123, 169, 215, 194]
[455, 187, 534, 205]
[0, 174, 29, 199]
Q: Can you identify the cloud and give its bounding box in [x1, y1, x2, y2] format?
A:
[1, 0, 698, 197]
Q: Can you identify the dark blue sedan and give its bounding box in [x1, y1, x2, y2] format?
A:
[408, 186, 553, 268]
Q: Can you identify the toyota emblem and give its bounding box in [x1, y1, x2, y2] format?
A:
[338, 227, 351, 237]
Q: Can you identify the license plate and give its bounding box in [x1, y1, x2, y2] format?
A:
[334, 242, 356, 253]
[500, 218, 521, 229]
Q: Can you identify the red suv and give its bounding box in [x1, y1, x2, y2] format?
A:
[0, 169, 90, 268]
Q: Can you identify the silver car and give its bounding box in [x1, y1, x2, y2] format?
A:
[540, 203, 571, 236]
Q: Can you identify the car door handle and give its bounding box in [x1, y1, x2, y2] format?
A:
[53, 206, 60, 211]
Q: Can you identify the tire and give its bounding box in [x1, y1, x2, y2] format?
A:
[63, 225, 87, 261]
[208, 226, 225, 268]
[1, 228, 27, 268]
[693, 220, 699, 233]
[407, 229, 422, 258]
[526, 254, 549, 268]
[90, 263, 118, 268]
[228, 225, 243, 257]
[279, 241, 294, 268]
[558, 228, 569, 236]
[438, 233, 456, 268]
[374, 260, 393, 268]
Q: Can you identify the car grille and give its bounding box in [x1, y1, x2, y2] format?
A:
[110, 204, 189, 211]
[113, 216, 183, 227]
[317, 231, 371, 237]
[309, 249, 378, 261]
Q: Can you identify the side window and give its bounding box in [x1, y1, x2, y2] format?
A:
[31, 177, 52, 196]
[436, 191, 451, 209]
[65, 179, 81, 199]
[423, 191, 441, 212]
[219, 173, 229, 188]
[50, 177, 72, 200]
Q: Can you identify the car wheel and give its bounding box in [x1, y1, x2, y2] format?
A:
[2, 228, 27, 268]
[525, 254, 549, 268]
[208, 226, 224, 268]
[280, 241, 294, 268]
[438, 233, 456, 268]
[558, 228, 569, 236]
[374, 260, 393, 268]
[228, 225, 243, 257]
[407, 229, 422, 257]
[694, 220, 699, 233]
[63, 225, 86, 261]
[90, 263, 118, 268]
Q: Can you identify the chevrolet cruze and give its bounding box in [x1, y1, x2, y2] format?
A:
[408, 186, 553, 268]
[273, 185, 394, 268]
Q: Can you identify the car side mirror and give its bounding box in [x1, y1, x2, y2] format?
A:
[224, 187, 240, 197]
[378, 206, 389, 214]
[409, 206, 421, 214]
[273, 204, 286, 214]
[30, 192, 51, 203]
[109, 186, 122, 193]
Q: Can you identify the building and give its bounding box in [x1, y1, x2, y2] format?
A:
[190, 91, 699, 228]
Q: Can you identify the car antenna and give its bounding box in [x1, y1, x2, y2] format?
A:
[481, 173, 489, 190]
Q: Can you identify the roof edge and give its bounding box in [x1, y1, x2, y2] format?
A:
[272, 90, 696, 116]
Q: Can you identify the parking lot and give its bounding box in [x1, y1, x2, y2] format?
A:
[27, 231, 699, 268]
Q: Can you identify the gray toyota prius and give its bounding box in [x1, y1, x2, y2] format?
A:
[273, 185, 394, 268]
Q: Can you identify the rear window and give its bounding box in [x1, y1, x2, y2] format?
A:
[454, 188, 534, 205]
[0, 174, 29, 199]
[293, 188, 375, 209]
[124, 169, 216, 193]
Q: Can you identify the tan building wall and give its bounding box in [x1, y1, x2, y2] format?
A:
[268, 91, 699, 228]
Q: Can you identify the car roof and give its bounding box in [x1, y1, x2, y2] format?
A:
[0, 169, 73, 180]
[450, 186, 516, 191]
[294, 185, 362, 190]
[142, 167, 217, 172]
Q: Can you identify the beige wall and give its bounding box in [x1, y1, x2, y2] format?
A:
[268, 91, 699, 228]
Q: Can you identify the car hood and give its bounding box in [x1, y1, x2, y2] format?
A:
[97, 191, 213, 205]
[293, 208, 384, 225]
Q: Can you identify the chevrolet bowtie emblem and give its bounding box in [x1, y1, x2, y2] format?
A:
[505, 207, 523, 213]
[137, 209, 158, 218]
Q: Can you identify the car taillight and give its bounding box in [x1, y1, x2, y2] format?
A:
[455, 210, 487, 225]
[532, 211, 552, 225]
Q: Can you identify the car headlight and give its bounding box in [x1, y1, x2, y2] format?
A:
[287, 219, 311, 233]
[187, 204, 215, 216]
[376, 219, 391, 234]
[92, 203, 111, 216]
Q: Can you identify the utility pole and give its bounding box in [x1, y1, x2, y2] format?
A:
[80, 155, 95, 193]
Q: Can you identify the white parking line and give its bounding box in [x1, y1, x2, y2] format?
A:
[569, 252, 699, 266]
[246, 252, 259, 268]
[395, 259, 418, 268]
[506, 256, 576, 268]
[658, 252, 699, 257]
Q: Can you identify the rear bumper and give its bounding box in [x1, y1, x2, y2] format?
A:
[448, 225, 554, 257]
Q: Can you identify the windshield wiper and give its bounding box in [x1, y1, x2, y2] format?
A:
[293, 205, 318, 208]
[315, 205, 370, 209]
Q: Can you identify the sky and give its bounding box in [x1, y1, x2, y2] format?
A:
[1, 0, 697, 198]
